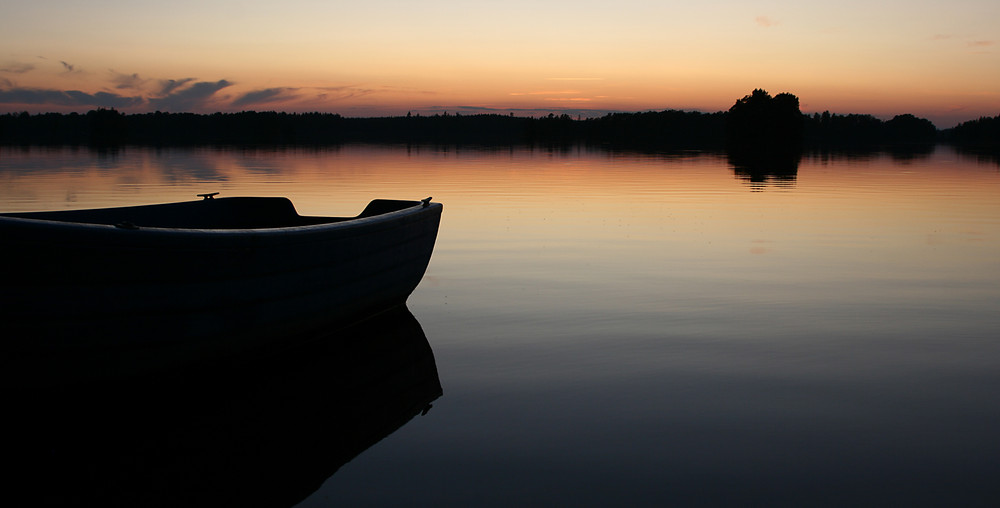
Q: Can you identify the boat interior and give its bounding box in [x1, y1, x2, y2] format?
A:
[0, 197, 420, 230]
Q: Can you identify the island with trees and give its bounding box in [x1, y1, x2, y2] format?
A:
[1, 90, 996, 155]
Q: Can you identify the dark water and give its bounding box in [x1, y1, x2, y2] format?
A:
[2, 145, 999, 506]
[6, 306, 440, 507]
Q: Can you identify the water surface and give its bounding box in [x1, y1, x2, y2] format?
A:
[2, 145, 999, 506]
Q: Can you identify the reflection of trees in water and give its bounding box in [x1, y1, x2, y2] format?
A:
[805, 145, 937, 165]
[885, 144, 935, 163]
[953, 146, 1000, 168]
[727, 147, 800, 188]
[0, 146, 234, 185]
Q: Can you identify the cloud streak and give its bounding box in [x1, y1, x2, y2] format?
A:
[315, 85, 377, 102]
[0, 72, 286, 112]
[148, 79, 233, 111]
[110, 70, 146, 90]
[0, 88, 143, 108]
[755, 16, 777, 27]
[2, 58, 451, 113]
[437, 104, 620, 119]
[58, 60, 84, 75]
[157, 78, 196, 96]
[0, 62, 35, 74]
[510, 90, 582, 96]
[231, 87, 299, 108]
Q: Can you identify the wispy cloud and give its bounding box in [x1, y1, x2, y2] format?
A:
[371, 84, 437, 96]
[0, 62, 35, 74]
[157, 78, 196, 96]
[109, 70, 146, 90]
[231, 87, 299, 108]
[315, 85, 377, 101]
[423, 104, 620, 119]
[453, 105, 507, 113]
[510, 90, 581, 96]
[0, 87, 143, 108]
[148, 79, 232, 111]
[930, 35, 994, 48]
[755, 16, 777, 28]
[58, 60, 83, 74]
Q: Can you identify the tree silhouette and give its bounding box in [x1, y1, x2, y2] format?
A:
[86, 108, 128, 146]
[947, 115, 1000, 150]
[884, 114, 937, 144]
[726, 89, 804, 149]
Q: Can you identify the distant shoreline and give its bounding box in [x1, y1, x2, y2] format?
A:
[2, 108, 997, 152]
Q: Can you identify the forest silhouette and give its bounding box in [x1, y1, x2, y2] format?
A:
[1, 89, 996, 153]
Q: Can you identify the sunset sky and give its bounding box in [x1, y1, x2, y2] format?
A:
[2, 1, 997, 127]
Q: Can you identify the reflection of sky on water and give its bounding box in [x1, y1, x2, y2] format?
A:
[3, 145, 1000, 506]
[333, 355, 997, 505]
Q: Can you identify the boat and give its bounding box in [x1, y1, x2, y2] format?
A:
[0, 194, 442, 375]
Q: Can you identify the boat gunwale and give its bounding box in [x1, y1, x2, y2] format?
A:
[0, 199, 441, 238]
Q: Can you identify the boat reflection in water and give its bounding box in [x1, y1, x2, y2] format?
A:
[6, 305, 442, 507]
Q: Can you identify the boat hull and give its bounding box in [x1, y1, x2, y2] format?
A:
[0, 198, 442, 370]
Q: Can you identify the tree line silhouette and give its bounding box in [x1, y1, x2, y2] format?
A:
[0, 90, 995, 151]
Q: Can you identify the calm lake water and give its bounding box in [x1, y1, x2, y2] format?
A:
[2, 144, 999, 506]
